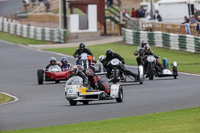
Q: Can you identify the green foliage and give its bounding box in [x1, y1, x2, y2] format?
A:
[0, 32, 53, 45]
[3, 107, 200, 133]
[0, 93, 14, 104]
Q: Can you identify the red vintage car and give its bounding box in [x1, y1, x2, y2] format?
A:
[37, 65, 70, 85]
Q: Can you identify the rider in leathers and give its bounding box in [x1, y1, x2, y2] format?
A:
[134, 40, 148, 66]
[101, 49, 138, 81]
[85, 68, 110, 95]
[142, 45, 163, 74]
[73, 43, 93, 65]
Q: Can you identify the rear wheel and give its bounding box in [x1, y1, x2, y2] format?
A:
[55, 80, 60, 83]
[116, 86, 123, 103]
[149, 64, 154, 80]
[173, 66, 178, 79]
[138, 65, 144, 84]
[83, 101, 89, 105]
[69, 100, 77, 106]
[37, 69, 44, 85]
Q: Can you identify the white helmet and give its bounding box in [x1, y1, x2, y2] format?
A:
[99, 55, 105, 62]
[49, 57, 57, 63]
[69, 65, 78, 75]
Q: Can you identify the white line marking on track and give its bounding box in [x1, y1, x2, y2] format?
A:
[0, 92, 19, 106]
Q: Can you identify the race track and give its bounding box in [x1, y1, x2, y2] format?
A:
[0, 41, 200, 131]
[0, 0, 22, 16]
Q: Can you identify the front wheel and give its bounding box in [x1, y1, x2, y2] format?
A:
[138, 65, 144, 84]
[37, 69, 44, 85]
[116, 86, 123, 103]
[83, 101, 89, 105]
[149, 64, 154, 80]
[113, 68, 118, 83]
[69, 100, 77, 106]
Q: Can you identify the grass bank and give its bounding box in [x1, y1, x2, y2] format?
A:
[0, 31, 54, 45]
[0, 93, 14, 104]
[2, 107, 200, 133]
[44, 43, 200, 74]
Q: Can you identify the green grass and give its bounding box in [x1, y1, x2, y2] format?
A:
[2, 107, 200, 133]
[44, 42, 200, 74]
[0, 32, 54, 45]
[0, 93, 14, 104]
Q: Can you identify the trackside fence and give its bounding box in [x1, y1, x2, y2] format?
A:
[122, 28, 200, 53]
[0, 17, 66, 43]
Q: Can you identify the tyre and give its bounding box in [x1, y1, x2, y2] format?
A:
[55, 80, 60, 83]
[138, 65, 144, 84]
[149, 64, 154, 80]
[173, 66, 178, 74]
[37, 69, 44, 85]
[116, 86, 123, 103]
[69, 100, 77, 106]
[83, 101, 89, 105]
[173, 66, 178, 79]
[113, 68, 117, 83]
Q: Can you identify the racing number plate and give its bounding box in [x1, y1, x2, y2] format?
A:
[68, 90, 73, 93]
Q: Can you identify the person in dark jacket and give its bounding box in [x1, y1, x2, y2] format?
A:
[73, 43, 93, 65]
[142, 45, 163, 75]
[60, 57, 71, 71]
[182, 16, 190, 24]
[46, 57, 61, 70]
[134, 40, 148, 66]
[101, 49, 138, 81]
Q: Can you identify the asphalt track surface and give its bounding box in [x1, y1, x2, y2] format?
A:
[0, 0, 22, 16]
[0, 41, 200, 131]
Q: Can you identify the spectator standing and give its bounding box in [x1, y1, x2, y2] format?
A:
[141, 6, 146, 17]
[108, 0, 113, 6]
[157, 12, 162, 22]
[22, 0, 29, 10]
[182, 16, 190, 24]
[43, 0, 50, 12]
[131, 8, 136, 18]
[136, 9, 140, 18]
[190, 15, 197, 24]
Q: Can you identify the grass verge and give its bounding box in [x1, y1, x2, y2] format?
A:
[2, 107, 200, 133]
[0, 93, 14, 104]
[0, 31, 54, 45]
[44, 42, 200, 74]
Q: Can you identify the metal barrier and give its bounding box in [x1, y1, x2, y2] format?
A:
[0, 17, 66, 43]
[122, 28, 200, 53]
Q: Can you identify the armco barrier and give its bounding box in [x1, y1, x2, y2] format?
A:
[0, 17, 66, 43]
[122, 28, 200, 53]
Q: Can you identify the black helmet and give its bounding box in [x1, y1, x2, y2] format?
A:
[106, 49, 113, 57]
[79, 43, 85, 49]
